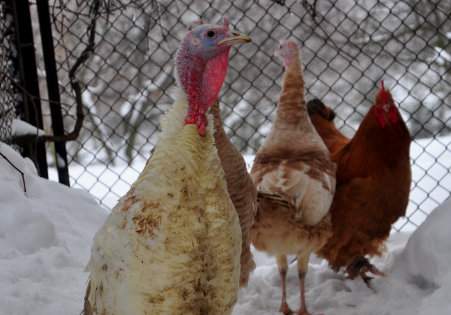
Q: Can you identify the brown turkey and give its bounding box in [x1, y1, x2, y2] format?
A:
[250, 39, 336, 315]
[211, 101, 257, 287]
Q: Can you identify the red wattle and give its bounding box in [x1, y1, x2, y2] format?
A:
[201, 51, 230, 109]
[177, 40, 230, 136]
[196, 114, 207, 137]
[185, 116, 196, 125]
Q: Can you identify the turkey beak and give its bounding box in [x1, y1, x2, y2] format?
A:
[218, 31, 252, 46]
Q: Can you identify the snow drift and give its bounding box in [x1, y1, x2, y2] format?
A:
[391, 198, 451, 315]
[234, 198, 451, 315]
[1, 142, 450, 315]
[0, 143, 107, 315]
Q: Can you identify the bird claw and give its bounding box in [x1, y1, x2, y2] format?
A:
[279, 302, 293, 315]
[346, 256, 385, 289]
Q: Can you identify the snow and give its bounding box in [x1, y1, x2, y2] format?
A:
[394, 198, 451, 287]
[0, 143, 107, 315]
[11, 119, 46, 137]
[433, 47, 451, 65]
[2, 142, 451, 315]
[235, 199, 451, 315]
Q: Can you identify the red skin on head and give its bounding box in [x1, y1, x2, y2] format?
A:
[373, 81, 399, 128]
[178, 50, 230, 136]
[176, 19, 232, 136]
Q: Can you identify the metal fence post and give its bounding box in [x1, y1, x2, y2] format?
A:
[36, 0, 70, 186]
[7, 0, 48, 178]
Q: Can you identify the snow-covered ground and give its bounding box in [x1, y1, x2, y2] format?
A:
[235, 202, 451, 315]
[0, 143, 107, 315]
[2, 141, 451, 315]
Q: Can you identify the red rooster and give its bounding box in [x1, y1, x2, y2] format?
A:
[308, 82, 412, 283]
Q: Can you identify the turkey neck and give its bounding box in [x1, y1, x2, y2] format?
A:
[211, 102, 226, 142]
[274, 58, 313, 133]
[211, 102, 231, 165]
[211, 102, 243, 173]
[211, 101, 247, 185]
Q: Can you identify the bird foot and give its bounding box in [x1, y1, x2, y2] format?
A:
[279, 302, 293, 315]
[346, 256, 385, 288]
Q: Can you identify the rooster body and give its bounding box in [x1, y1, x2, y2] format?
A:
[250, 40, 335, 315]
[308, 85, 411, 280]
[83, 19, 251, 315]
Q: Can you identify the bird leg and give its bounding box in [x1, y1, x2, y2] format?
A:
[296, 254, 312, 315]
[277, 255, 293, 315]
[346, 256, 385, 288]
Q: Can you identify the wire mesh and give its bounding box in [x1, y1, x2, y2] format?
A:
[40, 0, 451, 232]
[0, 1, 18, 144]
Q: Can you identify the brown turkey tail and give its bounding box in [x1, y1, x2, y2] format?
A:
[307, 98, 336, 121]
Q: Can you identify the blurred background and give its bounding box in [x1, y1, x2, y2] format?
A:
[0, 0, 450, 231]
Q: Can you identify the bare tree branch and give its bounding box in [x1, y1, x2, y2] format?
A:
[0, 151, 26, 193]
[9, 0, 102, 145]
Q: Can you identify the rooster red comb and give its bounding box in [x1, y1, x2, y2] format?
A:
[376, 80, 393, 106]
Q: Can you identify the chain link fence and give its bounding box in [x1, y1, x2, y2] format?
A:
[35, 0, 451, 232]
[0, 1, 18, 143]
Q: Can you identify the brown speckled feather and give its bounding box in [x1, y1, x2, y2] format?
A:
[251, 51, 335, 227]
[251, 192, 332, 255]
[212, 102, 257, 286]
[249, 41, 336, 314]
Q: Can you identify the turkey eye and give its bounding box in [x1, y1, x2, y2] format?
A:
[206, 30, 216, 38]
